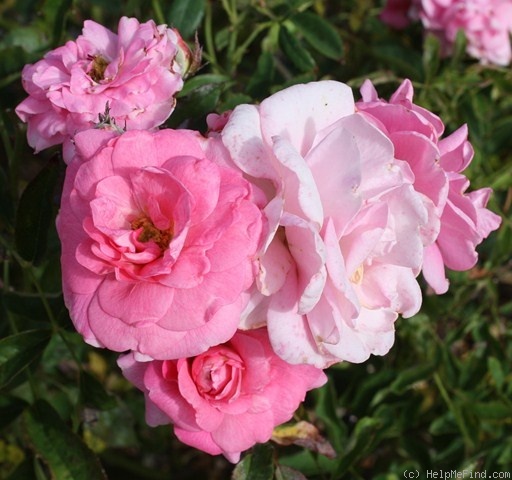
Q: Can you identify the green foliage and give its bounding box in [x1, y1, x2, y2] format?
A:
[0, 0, 511, 479]
[24, 400, 108, 479]
[166, 0, 205, 38]
[0, 329, 52, 390]
[14, 160, 60, 264]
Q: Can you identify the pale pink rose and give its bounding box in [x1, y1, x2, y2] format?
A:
[16, 17, 192, 153]
[56, 129, 264, 360]
[420, 0, 512, 65]
[219, 81, 437, 368]
[118, 328, 326, 463]
[356, 79, 501, 294]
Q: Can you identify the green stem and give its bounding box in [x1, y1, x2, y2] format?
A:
[28, 269, 83, 369]
[231, 22, 271, 70]
[10, 315, 41, 400]
[0, 110, 15, 166]
[0, 71, 21, 89]
[223, 0, 239, 75]
[0, 234, 83, 371]
[151, 0, 165, 25]
[2, 248, 9, 289]
[433, 372, 474, 452]
[204, 0, 220, 72]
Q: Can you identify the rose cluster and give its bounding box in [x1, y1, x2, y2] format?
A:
[16, 16, 500, 464]
[380, 0, 512, 66]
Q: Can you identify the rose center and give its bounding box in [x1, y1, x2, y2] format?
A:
[89, 55, 109, 82]
[191, 352, 244, 402]
[350, 264, 364, 285]
[131, 216, 173, 250]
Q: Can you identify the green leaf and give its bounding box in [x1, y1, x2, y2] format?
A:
[290, 12, 343, 60]
[2, 291, 64, 322]
[429, 412, 457, 436]
[279, 450, 336, 477]
[279, 25, 316, 72]
[487, 356, 505, 391]
[178, 73, 229, 95]
[0, 395, 29, 430]
[221, 93, 253, 111]
[24, 400, 107, 480]
[497, 441, 512, 467]
[389, 361, 437, 394]
[336, 417, 382, 476]
[167, 0, 205, 38]
[79, 371, 116, 411]
[231, 444, 275, 480]
[275, 464, 308, 480]
[42, 0, 73, 45]
[6, 458, 36, 480]
[247, 443, 275, 480]
[450, 29, 467, 66]
[470, 401, 512, 420]
[15, 161, 60, 264]
[247, 51, 275, 98]
[0, 46, 26, 80]
[2, 26, 48, 53]
[168, 75, 228, 130]
[313, 381, 346, 452]
[422, 33, 441, 83]
[373, 44, 423, 79]
[0, 329, 52, 391]
[0, 160, 15, 226]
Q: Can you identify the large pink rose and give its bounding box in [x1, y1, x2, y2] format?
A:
[217, 81, 437, 368]
[16, 17, 192, 153]
[56, 129, 264, 360]
[118, 328, 326, 463]
[356, 79, 501, 294]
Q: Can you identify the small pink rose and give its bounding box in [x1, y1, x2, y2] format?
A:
[118, 328, 327, 463]
[379, 0, 418, 29]
[380, 0, 512, 65]
[16, 17, 193, 153]
[57, 128, 264, 360]
[420, 0, 512, 65]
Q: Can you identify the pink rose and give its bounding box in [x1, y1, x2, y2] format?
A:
[379, 0, 418, 29]
[420, 0, 512, 65]
[56, 129, 264, 360]
[118, 328, 326, 463]
[356, 79, 501, 294]
[218, 81, 437, 367]
[16, 17, 192, 153]
[381, 0, 512, 65]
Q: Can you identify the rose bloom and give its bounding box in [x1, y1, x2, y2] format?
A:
[379, 0, 419, 28]
[16, 16, 192, 153]
[419, 0, 512, 65]
[56, 128, 263, 360]
[356, 79, 501, 294]
[118, 327, 327, 463]
[380, 0, 512, 66]
[217, 81, 438, 368]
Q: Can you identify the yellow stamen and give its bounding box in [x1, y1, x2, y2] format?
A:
[350, 264, 364, 285]
[89, 55, 109, 82]
[131, 217, 173, 250]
